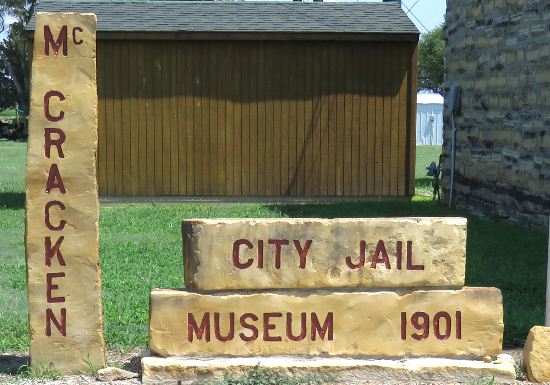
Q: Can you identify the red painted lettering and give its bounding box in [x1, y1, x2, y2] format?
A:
[44, 200, 66, 231]
[239, 313, 259, 341]
[257, 239, 264, 269]
[268, 239, 289, 269]
[401, 311, 462, 341]
[46, 272, 65, 303]
[44, 127, 66, 158]
[370, 240, 391, 269]
[346, 240, 366, 269]
[396, 241, 403, 270]
[411, 311, 430, 341]
[45, 308, 66, 336]
[45, 236, 66, 267]
[406, 241, 424, 270]
[400, 311, 407, 340]
[286, 312, 307, 341]
[293, 240, 312, 269]
[72, 26, 83, 45]
[263, 312, 282, 342]
[188, 313, 210, 342]
[45, 164, 66, 193]
[433, 311, 451, 340]
[311, 312, 333, 341]
[214, 312, 235, 342]
[456, 311, 462, 339]
[232, 239, 253, 269]
[44, 25, 68, 56]
[44, 91, 66, 123]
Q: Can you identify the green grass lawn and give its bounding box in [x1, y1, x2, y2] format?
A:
[0, 108, 16, 116]
[0, 141, 547, 352]
[415, 145, 444, 196]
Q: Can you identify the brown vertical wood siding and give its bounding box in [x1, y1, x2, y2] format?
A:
[97, 39, 417, 196]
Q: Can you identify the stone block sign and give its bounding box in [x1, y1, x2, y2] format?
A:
[25, 12, 105, 373]
[144, 216, 509, 383]
[183, 218, 467, 290]
[523, 326, 550, 382]
[149, 287, 503, 357]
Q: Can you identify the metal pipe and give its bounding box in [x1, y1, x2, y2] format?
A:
[449, 113, 457, 209]
[546, 215, 550, 326]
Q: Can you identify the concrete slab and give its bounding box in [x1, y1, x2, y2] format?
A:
[141, 354, 516, 385]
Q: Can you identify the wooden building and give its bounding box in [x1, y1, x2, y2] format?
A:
[28, 1, 420, 197]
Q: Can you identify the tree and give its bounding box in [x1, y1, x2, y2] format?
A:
[0, 0, 36, 111]
[418, 24, 444, 94]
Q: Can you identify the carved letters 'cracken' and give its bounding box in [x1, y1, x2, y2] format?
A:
[25, 12, 105, 373]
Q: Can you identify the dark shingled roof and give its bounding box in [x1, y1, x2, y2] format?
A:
[27, 0, 419, 35]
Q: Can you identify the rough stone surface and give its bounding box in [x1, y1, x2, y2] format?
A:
[442, 0, 550, 226]
[183, 218, 467, 290]
[97, 367, 139, 382]
[26, 13, 105, 373]
[141, 354, 516, 385]
[149, 287, 503, 358]
[523, 326, 550, 382]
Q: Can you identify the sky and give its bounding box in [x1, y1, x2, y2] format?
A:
[322, 0, 445, 33]
[0, 0, 446, 40]
[398, 0, 446, 33]
[0, 14, 16, 41]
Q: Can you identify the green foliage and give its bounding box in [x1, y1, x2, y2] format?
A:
[418, 24, 444, 94]
[80, 353, 101, 377]
[204, 365, 337, 385]
[16, 363, 61, 380]
[0, 59, 17, 109]
[514, 359, 526, 380]
[0, 142, 547, 352]
[0, 108, 16, 116]
[469, 375, 495, 385]
[0, 0, 36, 110]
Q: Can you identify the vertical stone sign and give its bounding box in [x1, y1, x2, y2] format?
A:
[25, 12, 105, 373]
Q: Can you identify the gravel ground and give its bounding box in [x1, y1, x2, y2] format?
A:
[0, 349, 142, 385]
[0, 348, 538, 385]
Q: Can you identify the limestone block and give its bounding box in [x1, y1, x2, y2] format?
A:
[149, 287, 503, 358]
[26, 13, 105, 373]
[97, 367, 139, 382]
[523, 326, 550, 382]
[142, 354, 516, 385]
[183, 218, 467, 290]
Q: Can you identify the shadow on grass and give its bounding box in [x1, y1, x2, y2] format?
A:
[0, 354, 28, 375]
[0, 192, 24, 209]
[267, 199, 452, 219]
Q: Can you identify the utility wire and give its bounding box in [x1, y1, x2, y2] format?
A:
[405, 0, 421, 15]
[401, 0, 430, 33]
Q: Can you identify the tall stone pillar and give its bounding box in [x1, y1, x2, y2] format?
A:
[25, 12, 105, 374]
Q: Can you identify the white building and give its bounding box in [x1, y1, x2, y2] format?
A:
[416, 91, 443, 146]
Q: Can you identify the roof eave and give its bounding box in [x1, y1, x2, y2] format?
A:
[27, 30, 420, 42]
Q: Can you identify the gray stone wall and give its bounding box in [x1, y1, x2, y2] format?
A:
[442, 0, 550, 226]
